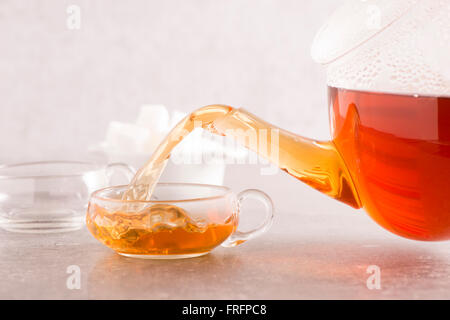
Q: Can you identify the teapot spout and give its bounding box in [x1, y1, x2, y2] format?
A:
[212, 107, 362, 209]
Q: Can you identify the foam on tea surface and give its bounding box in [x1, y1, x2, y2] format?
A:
[311, 0, 450, 97]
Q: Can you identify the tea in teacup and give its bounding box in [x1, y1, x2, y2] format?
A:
[87, 203, 236, 256]
[87, 184, 273, 258]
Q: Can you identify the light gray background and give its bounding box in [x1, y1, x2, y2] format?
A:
[0, 0, 336, 163]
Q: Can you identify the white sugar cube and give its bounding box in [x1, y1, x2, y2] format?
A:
[136, 104, 170, 134]
[105, 121, 151, 153]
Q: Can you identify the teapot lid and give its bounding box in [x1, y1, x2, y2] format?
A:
[311, 0, 417, 64]
[311, 0, 450, 97]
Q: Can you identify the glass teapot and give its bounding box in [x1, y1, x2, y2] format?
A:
[131, 0, 449, 241]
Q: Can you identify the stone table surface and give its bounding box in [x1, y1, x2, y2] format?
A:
[1, 165, 450, 299]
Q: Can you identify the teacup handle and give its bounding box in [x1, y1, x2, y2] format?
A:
[105, 163, 136, 185]
[221, 189, 274, 247]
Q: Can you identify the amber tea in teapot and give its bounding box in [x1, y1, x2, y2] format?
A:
[330, 87, 450, 240]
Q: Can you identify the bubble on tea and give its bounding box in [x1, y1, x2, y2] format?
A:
[311, 0, 450, 97]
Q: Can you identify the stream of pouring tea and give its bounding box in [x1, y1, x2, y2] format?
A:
[123, 105, 234, 201]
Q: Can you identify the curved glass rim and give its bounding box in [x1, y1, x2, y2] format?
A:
[0, 161, 103, 180]
[91, 183, 233, 204]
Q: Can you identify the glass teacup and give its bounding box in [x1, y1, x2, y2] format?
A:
[0, 161, 134, 233]
[86, 183, 274, 259]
